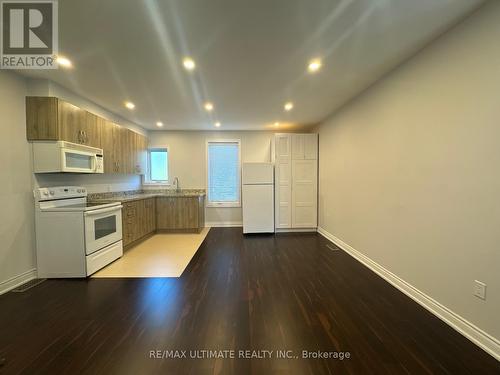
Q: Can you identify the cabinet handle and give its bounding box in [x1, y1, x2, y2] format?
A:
[83, 131, 88, 144]
[77, 130, 82, 143]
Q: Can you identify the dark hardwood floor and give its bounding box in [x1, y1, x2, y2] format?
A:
[0, 228, 498, 374]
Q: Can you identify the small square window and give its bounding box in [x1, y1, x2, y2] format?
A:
[147, 148, 169, 183]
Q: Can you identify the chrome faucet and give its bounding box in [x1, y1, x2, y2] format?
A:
[173, 177, 180, 192]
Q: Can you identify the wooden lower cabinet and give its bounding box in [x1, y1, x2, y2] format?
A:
[122, 196, 204, 248]
[122, 198, 156, 248]
[156, 196, 205, 232]
[142, 198, 156, 236]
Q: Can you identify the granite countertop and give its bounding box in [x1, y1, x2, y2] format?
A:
[88, 189, 206, 203]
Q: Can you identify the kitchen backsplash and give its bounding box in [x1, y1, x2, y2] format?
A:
[33, 173, 142, 194]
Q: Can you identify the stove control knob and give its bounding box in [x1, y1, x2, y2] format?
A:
[43, 191, 49, 196]
[49, 190, 55, 196]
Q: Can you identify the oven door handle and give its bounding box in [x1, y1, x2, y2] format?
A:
[84, 205, 123, 216]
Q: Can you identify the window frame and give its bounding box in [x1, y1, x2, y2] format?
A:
[206, 139, 241, 208]
[144, 146, 170, 185]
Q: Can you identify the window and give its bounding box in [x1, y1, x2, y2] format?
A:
[207, 140, 241, 207]
[147, 148, 169, 183]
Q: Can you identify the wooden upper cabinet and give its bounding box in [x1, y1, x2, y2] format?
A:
[26, 97, 59, 140]
[135, 133, 148, 175]
[117, 129, 148, 175]
[119, 127, 132, 174]
[26, 97, 101, 148]
[100, 119, 120, 173]
[58, 100, 86, 144]
[26, 96, 149, 175]
[102, 126, 146, 175]
[81, 112, 101, 148]
[128, 130, 137, 174]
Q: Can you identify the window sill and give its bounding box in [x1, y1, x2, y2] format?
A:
[206, 202, 241, 208]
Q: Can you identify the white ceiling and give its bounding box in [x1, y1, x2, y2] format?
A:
[21, 0, 485, 131]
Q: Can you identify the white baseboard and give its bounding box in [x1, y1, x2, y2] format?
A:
[317, 227, 500, 361]
[0, 268, 37, 295]
[276, 227, 317, 233]
[206, 222, 243, 228]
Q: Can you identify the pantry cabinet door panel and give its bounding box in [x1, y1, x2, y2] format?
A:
[291, 159, 317, 228]
[275, 162, 291, 228]
[275, 134, 291, 164]
[303, 134, 318, 160]
[291, 134, 304, 160]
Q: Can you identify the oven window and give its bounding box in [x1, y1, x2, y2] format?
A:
[94, 215, 117, 240]
[66, 152, 92, 170]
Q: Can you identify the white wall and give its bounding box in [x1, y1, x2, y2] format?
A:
[0, 71, 36, 292]
[148, 130, 274, 224]
[316, 0, 500, 349]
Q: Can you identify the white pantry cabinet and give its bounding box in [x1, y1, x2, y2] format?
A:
[274, 134, 292, 228]
[274, 133, 318, 230]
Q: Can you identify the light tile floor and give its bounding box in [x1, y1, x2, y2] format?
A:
[92, 227, 210, 278]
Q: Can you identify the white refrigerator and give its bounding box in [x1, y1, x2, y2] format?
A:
[242, 163, 275, 234]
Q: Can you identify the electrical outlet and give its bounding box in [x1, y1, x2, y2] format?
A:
[473, 280, 486, 300]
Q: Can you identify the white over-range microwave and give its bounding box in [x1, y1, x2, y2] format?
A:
[32, 141, 104, 173]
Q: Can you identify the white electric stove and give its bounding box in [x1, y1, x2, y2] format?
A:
[34, 186, 123, 277]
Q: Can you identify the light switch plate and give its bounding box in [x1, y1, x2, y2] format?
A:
[473, 280, 486, 300]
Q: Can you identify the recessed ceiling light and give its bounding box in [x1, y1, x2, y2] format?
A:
[156, 121, 163, 128]
[274, 122, 280, 127]
[56, 56, 72, 68]
[204, 102, 214, 111]
[183, 57, 196, 71]
[124, 101, 135, 110]
[307, 58, 322, 73]
[214, 122, 221, 128]
[284, 102, 294, 111]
